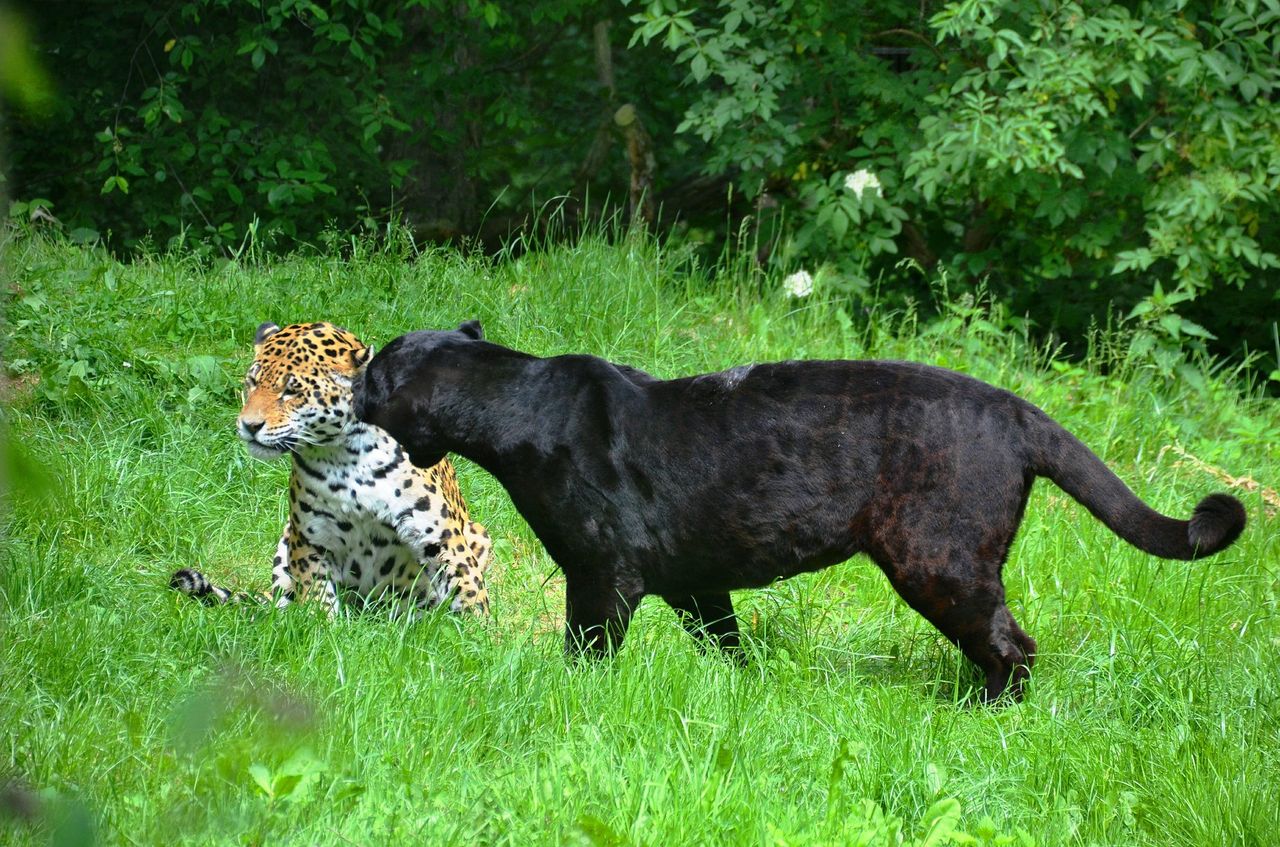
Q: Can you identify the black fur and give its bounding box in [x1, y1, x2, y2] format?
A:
[354, 322, 1247, 702]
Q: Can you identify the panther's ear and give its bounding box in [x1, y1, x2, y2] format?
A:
[457, 319, 484, 340]
[254, 322, 281, 352]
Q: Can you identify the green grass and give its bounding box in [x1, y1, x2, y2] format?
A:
[2, 231, 1278, 846]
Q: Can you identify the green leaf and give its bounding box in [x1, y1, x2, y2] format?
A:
[329, 780, 366, 803]
[272, 773, 304, 800]
[249, 763, 273, 798]
[1129, 331, 1156, 358]
[920, 797, 961, 847]
[925, 762, 947, 796]
[49, 798, 95, 847]
[830, 208, 849, 241]
[1126, 300, 1154, 319]
[183, 355, 221, 387]
[1176, 362, 1205, 392]
[1201, 50, 1234, 84]
[690, 52, 709, 82]
[575, 813, 622, 847]
[1178, 318, 1216, 339]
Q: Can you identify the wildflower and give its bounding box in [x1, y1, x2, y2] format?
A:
[783, 270, 814, 298]
[844, 169, 882, 199]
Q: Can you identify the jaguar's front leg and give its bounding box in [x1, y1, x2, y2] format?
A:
[386, 500, 444, 560]
[268, 521, 296, 608]
[435, 546, 491, 616]
[286, 526, 341, 618]
[464, 520, 494, 573]
[386, 506, 449, 608]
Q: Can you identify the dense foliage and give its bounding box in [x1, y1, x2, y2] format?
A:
[7, 0, 696, 247]
[631, 0, 1280, 374]
[5, 0, 1279, 371]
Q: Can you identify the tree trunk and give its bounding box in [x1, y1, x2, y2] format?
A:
[615, 104, 655, 227]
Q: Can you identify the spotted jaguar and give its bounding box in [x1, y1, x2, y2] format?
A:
[171, 321, 492, 617]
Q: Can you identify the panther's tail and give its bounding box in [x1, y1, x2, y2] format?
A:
[170, 568, 265, 606]
[1028, 413, 1246, 560]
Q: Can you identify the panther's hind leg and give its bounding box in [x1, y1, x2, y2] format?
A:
[564, 569, 642, 658]
[663, 593, 744, 661]
[868, 455, 1037, 701]
[883, 559, 1036, 703]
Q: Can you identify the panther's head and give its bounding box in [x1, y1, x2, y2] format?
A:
[237, 321, 372, 461]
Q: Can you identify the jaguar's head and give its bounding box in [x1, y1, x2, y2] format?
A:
[237, 321, 372, 460]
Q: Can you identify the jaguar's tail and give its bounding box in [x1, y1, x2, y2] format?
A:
[170, 568, 264, 606]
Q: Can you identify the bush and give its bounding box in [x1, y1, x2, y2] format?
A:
[629, 0, 1280, 371]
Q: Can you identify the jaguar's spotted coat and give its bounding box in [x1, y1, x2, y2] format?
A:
[171, 321, 492, 617]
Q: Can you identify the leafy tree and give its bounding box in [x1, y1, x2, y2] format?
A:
[629, 0, 1280, 373]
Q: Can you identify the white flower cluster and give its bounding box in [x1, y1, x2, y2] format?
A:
[844, 169, 882, 199]
[783, 270, 814, 298]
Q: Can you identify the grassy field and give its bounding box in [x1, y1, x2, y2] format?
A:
[2, 231, 1277, 846]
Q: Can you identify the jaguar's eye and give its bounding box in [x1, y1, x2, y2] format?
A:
[281, 375, 301, 398]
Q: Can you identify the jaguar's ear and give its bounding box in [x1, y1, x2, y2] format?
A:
[457, 319, 484, 340]
[254, 322, 281, 352]
[351, 343, 374, 373]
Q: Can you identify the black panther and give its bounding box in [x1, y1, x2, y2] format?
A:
[353, 321, 1246, 701]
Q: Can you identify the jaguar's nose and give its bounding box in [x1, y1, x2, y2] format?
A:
[240, 419, 265, 437]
